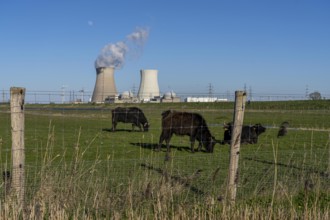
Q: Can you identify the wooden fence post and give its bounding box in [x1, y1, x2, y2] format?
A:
[227, 91, 247, 204]
[10, 87, 26, 210]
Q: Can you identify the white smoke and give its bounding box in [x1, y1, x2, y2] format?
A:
[126, 27, 149, 45]
[95, 27, 149, 69]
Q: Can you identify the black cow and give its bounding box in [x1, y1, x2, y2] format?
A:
[222, 122, 266, 144]
[277, 121, 289, 138]
[111, 107, 149, 132]
[157, 110, 221, 155]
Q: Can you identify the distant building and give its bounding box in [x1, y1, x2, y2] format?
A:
[114, 91, 139, 103]
[184, 97, 228, 103]
[91, 67, 117, 103]
[137, 69, 160, 101]
[161, 91, 181, 103]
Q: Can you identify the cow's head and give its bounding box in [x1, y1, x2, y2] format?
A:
[204, 136, 223, 153]
[223, 122, 233, 129]
[253, 123, 266, 135]
[222, 122, 233, 144]
[143, 122, 149, 132]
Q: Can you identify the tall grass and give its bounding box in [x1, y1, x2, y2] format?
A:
[0, 101, 329, 218]
[1, 126, 329, 219]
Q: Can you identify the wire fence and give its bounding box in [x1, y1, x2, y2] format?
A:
[0, 90, 329, 217]
[1, 89, 330, 104]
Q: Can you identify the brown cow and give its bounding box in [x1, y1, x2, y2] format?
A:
[157, 110, 221, 157]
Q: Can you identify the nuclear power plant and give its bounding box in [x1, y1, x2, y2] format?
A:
[90, 28, 184, 103]
[90, 67, 181, 103]
[137, 69, 160, 101]
[91, 67, 117, 103]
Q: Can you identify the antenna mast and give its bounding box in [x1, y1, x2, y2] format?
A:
[208, 83, 214, 98]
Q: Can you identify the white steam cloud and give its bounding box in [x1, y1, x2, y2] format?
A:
[95, 27, 149, 69]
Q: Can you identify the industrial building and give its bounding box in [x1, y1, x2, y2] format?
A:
[137, 69, 160, 101]
[161, 91, 181, 103]
[184, 97, 227, 102]
[90, 66, 230, 104]
[91, 67, 168, 103]
[91, 67, 117, 103]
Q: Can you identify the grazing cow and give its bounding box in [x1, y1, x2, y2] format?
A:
[277, 121, 289, 138]
[161, 110, 204, 150]
[111, 107, 149, 132]
[222, 122, 266, 144]
[158, 110, 221, 155]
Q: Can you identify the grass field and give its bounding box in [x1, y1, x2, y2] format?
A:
[0, 100, 329, 219]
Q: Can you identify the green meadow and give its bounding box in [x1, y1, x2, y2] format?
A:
[0, 101, 329, 219]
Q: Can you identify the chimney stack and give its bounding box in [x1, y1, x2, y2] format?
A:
[137, 69, 160, 100]
[91, 67, 117, 103]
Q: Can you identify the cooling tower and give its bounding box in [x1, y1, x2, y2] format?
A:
[137, 69, 160, 100]
[91, 67, 118, 103]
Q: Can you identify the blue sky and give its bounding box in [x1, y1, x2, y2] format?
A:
[1, 0, 329, 98]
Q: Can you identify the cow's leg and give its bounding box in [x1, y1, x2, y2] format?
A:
[157, 130, 166, 151]
[165, 136, 172, 161]
[112, 122, 117, 131]
[190, 136, 196, 153]
[197, 141, 203, 152]
[137, 123, 142, 131]
[166, 137, 172, 152]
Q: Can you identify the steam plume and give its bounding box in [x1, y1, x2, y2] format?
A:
[95, 27, 149, 69]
